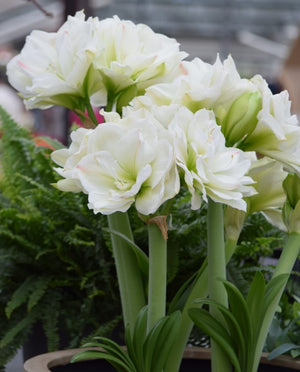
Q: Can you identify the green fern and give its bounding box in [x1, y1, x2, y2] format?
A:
[41, 290, 62, 351]
[0, 109, 121, 366]
[0, 307, 39, 349]
[5, 277, 37, 318]
[27, 277, 52, 312]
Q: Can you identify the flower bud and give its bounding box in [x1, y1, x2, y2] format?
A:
[224, 206, 246, 241]
[222, 91, 262, 147]
[283, 173, 300, 209]
[282, 173, 300, 233]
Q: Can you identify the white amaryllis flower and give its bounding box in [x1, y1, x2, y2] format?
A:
[136, 55, 255, 121]
[51, 113, 179, 216]
[51, 127, 93, 192]
[7, 11, 103, 110]
[7, 12, 186, 111]
[225, 157, 287, 240]
[243, 75, 300, 175]
[122, 102, 256, 210]
[92, 15, 187, 105]
[164, 106, 256, 210]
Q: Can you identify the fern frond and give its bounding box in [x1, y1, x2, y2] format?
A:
[41, 290, 62, 351]
[80, 316, 123, 346]
[5, 276, 37, 318]
[27, 276, 51, 312]
[0, 226, 41, 253]
[0, 307, 38, 348]
[64, 225, 95, 247]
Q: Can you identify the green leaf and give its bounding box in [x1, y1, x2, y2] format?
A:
[189, 307, 241, 372]
[264, 274, 289, 313]
[72, 349, 132, 372]
[150, 311, 181, 372]
[223, 280, 252, 342]
[143, 312, 181, 372]
[85, 337, 135, 370]
[104, 227, 149, 278]
[132, 306, 148, 370]
[291, 349, 300, 358]
[143, 317, 170, 372]
[267, 343, 300, 360]
[124, 326, 135, 368]
[168, 260, 207, 313]
[246, 271, 266, 339]
[194, 298, 246, 367]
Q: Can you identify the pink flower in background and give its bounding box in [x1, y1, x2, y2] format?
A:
[68, 107, 104, 127]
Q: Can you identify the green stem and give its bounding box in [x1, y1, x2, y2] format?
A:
[85, 97, 98, 126]
[164, 238, 238, 372]
[207, 198, 231, 372]
[147, 222, 167, 333]
[251, 232, 300, 372]
[164, 262, 208, 372]
[107, 212, 146, 333]
[105, 94, 115, 112]
[165, 205, 244, 372]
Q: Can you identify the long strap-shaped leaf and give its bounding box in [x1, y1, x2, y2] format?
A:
[72, 337, 138, 372]
[193, 298, 246, 369]
[104, 227, 149, 279]
[189, 307, 241, 372]
[149, 311, 182, 372]
[142, 312, 180, 372]
[72, 349, 134, 372]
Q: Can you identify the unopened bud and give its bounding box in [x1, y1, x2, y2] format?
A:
[222, 91, 262, 147]
[282, 173, 300, 233]
[283, 173, 300, 209]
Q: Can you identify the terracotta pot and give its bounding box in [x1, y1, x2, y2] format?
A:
[23, 346, 300, 372]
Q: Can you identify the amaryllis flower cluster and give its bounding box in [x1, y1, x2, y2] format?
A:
[52, 104, 255, 215]
[7, 10, 300, 219]
[6, 11, 300, 372]
[7, 11, 186, 111]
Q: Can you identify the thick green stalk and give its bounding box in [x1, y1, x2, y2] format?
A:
[207, 198, 232, 372]
[164, 238, 238, 372]
[147, 222, 167, 333]
[250, 232, 300, 372]
[107, 212, 146, 333]
[164, 265, 208, 372]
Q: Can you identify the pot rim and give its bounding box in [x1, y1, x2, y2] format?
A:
[23, 346, 300, 372]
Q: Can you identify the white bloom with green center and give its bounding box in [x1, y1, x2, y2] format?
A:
[7, 12, 186, 111]
[52, 113, 179, 216]
[92, 15, 187, 105]
[166, 106, 256, 210]
[7, 11, 103, 110]
[243, 75, 300, 174]
[136, 55, 255, 120]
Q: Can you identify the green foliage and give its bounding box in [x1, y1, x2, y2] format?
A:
[72, 307, 182, 372]
[189, 272, 289, 372]
[0, 108, 121, 367]
[233, 213, 285, 270]
[166, 191, 207, 300]
[264, 282, 300, 359]
[0, 106, 298, 367]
